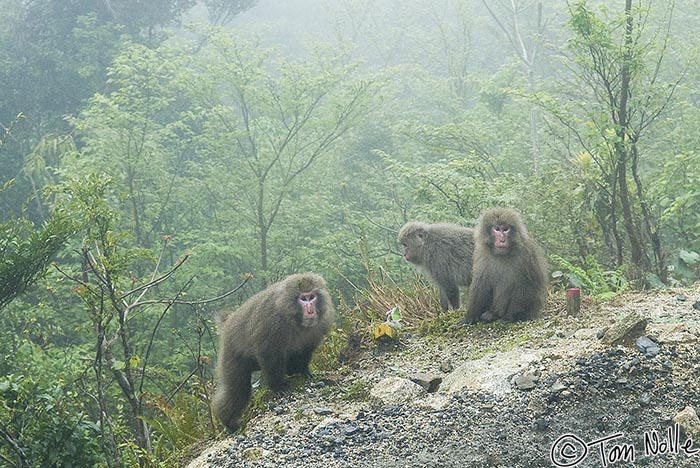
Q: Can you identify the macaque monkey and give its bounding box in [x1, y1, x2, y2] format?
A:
[398, 221, 475, 310]
[458, 207, 548, 325]
[213, 273, 334, 431]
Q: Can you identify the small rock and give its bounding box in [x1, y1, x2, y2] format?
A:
[652, 323, 696, 344]
[636, 336, 661, 358]
[409, 373, 443, 393]
[673, 407, 700, 441]
[242, 447, 265, 461]
[313, 417, 343, 433]
[551, 380, 567, 393]
[676, 293, 688, 302]
[439, 360, 453, 373]
[693, 301, 700, 311]
[601, 312, 647, 346]
[272, 406, 285, 415]
[595, 417, 608, 432]
[416, 393, 450, 411]
[535, 418, 549, 431]
[514, 373, 537, 391]
[370, 377, 426, 404]
[313, 407, 333, 416]
[637, 394, 651, 407]
[344, 424, 360, 436]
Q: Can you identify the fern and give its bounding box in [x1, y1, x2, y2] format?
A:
[551, 254, 628, 299]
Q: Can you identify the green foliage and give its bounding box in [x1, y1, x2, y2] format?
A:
[146, 392, 214, 465]
[0, 374, 104, 467]
[654, 151, 700, 252]
[551, 254, 628, 300]
[0, 206, 79, 311]
[190, 29, 377, 275]
[416, 308, 465, 336]
[558, 0, 681, 279]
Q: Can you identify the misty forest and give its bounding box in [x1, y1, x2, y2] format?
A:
[2, 0, 700, 466]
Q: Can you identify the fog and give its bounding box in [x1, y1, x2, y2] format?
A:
[1, 1, 699, 466]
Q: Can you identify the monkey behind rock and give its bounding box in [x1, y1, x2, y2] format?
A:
[398, 221, 475, 310]
[213, 272, 334, 432]
[458, 207, 548, 325]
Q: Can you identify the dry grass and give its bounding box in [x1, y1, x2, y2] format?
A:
[342, 267, 443, 329]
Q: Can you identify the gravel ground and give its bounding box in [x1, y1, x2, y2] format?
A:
[188, 285, 700, 468]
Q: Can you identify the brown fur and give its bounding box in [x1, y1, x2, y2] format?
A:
[213, 273, 334, 431]
[398, 221, 475, 310]
[459, 208, 548, 324]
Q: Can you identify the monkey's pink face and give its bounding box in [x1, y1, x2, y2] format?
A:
[298, 291, 319, 327]
[491, 224, 511, 254]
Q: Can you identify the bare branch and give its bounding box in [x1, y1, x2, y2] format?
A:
[130, 273, 252, 309]
[119, 254, 190, 300]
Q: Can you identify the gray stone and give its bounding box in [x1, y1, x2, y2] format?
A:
[601, 312, 647, 346]
[313, 407, 333, 416]
[242, 447, 265, 461]
[673, 406, 700, 441]
[409, 373, 443, 393]
[440, 349, 542, 397]
[513, 373, 536, 391]
[370, 377, 425, 404]
[635, 336, 661, 357]
[551, 380, 567, 393]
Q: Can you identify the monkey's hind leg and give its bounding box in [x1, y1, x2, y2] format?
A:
[439, 281, 461, 311]
[213, 359, 254, 432]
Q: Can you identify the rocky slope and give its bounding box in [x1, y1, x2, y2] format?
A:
[187, 285, 700, 468]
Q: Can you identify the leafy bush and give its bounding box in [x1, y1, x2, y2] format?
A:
[0, 211, 78, 311]
[0, 374, 104, 467]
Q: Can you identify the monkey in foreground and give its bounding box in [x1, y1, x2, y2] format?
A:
[458, 207, 548, 325]
[213, 272, 334, 432]
[398, 221, 475, 310]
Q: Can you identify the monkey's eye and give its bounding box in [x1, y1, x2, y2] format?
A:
[299, 292, 316, 302]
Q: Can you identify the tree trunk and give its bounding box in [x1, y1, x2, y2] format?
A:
[614, 0, 647, 272]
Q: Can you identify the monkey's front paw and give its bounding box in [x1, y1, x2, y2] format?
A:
[456, 315, 476, 327]
[480, 311, 496, 323]
[268, 380, 291, 396]
[274, 385, 292, 397]
[219, 418, 241, 434]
